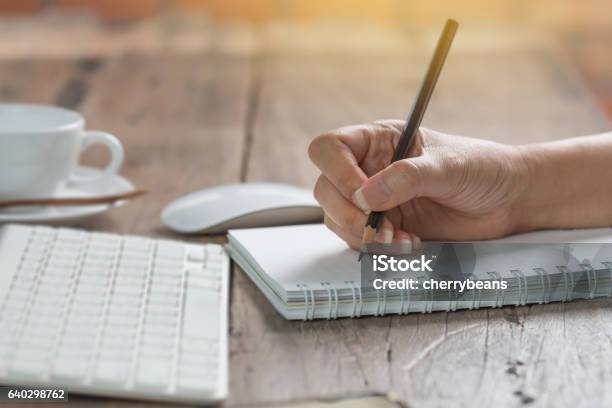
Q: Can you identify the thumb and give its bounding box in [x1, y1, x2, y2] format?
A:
[352, 156, 447, 212]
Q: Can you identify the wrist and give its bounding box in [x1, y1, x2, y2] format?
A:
[508, 144, 558, 233]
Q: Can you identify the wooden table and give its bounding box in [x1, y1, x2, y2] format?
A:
[2, 17, 612, 408]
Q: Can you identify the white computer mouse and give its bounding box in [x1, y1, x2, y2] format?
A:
[161, 182, 324, 234]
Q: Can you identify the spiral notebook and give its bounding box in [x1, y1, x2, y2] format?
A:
[227, 224, 612, 320]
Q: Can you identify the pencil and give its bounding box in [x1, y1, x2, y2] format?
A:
[358, 19, 458, 261]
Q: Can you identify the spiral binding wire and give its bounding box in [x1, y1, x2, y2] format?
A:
[296, 260, 612, 320]
[346, 280, 357, 318]
[556, 265, 573, 302]
[602, 261, 612, 298]
[321, 282, 339, 319]
[375, 288, 387, 316]
[532, 268, 549, 304]
[297, 283, 307, 320]
[579, 261, 596, 298]
[398, 285, 411, 315]
[510, 269, 528, 306]
[486, 271, 504, 308]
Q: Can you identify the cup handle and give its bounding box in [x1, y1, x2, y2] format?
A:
[68, 131, 125, 185]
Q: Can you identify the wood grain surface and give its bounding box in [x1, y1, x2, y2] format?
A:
[1, 18, 611, 408]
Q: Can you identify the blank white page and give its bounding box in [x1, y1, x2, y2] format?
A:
[229, 224, 359, 290]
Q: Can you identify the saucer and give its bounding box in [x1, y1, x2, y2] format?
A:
[0, 166, 135, 225]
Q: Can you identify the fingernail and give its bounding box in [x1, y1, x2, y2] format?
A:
[352, 189, 370, 212]
[400, 238, 413, 254]
[356, 180, 391, 210]
[384, 229, 393, 244]
[375, 228, 393, 244]
[413, 235, 422, 249]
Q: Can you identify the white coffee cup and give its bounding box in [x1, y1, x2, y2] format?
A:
[0, 103, 124, 200]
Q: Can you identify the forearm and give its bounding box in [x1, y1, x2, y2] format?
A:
[513, 131, 612, 232]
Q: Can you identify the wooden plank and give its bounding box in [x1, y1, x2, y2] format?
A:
[232, 42, 612, 407]
[0, 58, 83, 103]
[245, 48, 610, 186]
[0, 16, 255, 59]
[74, 53, 251, 238]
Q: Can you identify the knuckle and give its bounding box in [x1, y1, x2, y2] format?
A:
[391, 160, 420, 186]
[323, 214, 334, 229]
[308, 133, 335, 161]
[337, 171, 359, 197]
[373, 119, 405, 135]
[313, 176, 325, 203]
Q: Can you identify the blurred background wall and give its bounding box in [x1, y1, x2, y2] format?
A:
[0, 0, 609, 117]
[0, 0, 611, 28]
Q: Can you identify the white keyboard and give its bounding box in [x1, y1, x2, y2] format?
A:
[0, 224, 229, 404]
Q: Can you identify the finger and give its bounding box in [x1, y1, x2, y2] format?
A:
[314, 175, 368, 238]
[393, 229, 418, 253]
[376, 217, 396, 244]
[324, 214, 361, 250]
[308, 126, 373, 201]
[409, 232, 422, 250]
[352, 155, 449, 212]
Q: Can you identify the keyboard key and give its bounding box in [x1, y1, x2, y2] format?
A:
[151, 274, 181, 287]
[57, 228, 85, 240]
[11, 347, 50, 367]
[94, 361, 131, 385]
[189, 276, 221, 292]
[150, 286, 181, 301]
[14, 335, 55, 351]
[119, 258, 149, 271]
[9, 359, 47, 377]
[19, 258, 43, 271]
[143, 325, 177, 339]
[153, 260, 183, 275]
[57, 341, 95, 358]
[98, 347, 133, 362]
[183, 275, 220, 340]
[73, 292, 106, 305]
[136, 358, 171, 389]
[69, 304, 104, 319]
[180, 338, 218, 354]
[140, 342, 175, 359]
[5, 288, 30, 303]
[116, 266, 148, 278]
[187, 265, 222, 280]
[100, 335, 136, 350]
[79, 274, 110, 286]
[115, 275, 147, 288]
[107, 307, 141, 322]
[75, 283, 108, 297]
[148, 295, 180, 309]
[51, 356, 89, 380]
[81, 264, 114, 276]
[157, 241, 184, 258]
[177, 374, 216, 393]
[147, 303, 179, 315]
[180, 352, 218, 370]
[186, 247, 206, 263]
[124, 236, 152, 250]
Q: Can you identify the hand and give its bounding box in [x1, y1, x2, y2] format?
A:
[308, 120, 529, 250]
